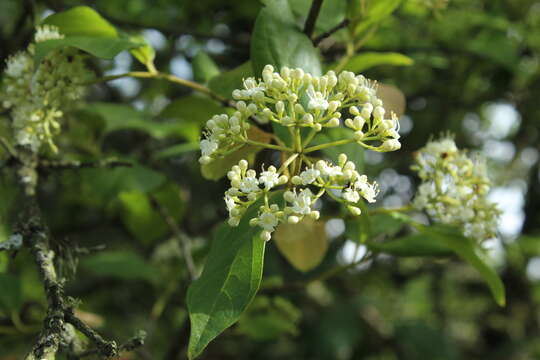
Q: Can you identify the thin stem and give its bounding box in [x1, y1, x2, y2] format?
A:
[150, 196, 197, 281]
[37, 159, 132, 171]
[279, 153, 299, 174]
[302, 128, 318, 148]
[304, 0, 325, 38]
[245, 139, 292, 152]
[370, 205, 413, 215]
[304, 138, 355, 153]
[91, 71, 231, 107]
[0, 137, 17, 158]
[313, 18, 350, 46]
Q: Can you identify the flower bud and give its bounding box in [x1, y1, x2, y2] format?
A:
[288, 215, 300, 224]
[354, 130, 365, 141]
[349, 106, 360, 116]
[199, 155, 212, 164]
[326, 118, 340, 127]
[276, 101, 285, 114]
[379, 139, 401, 152]
[261, 230, 272, 241]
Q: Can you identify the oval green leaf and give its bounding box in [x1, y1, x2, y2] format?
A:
[186, 193, 281, 359]
[42, 6, 118, 38]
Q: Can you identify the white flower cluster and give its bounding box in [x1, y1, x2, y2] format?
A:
[232, 65, 401, 151]
[1, 25, 92, 153]
[226, 154, 379, 241]
[199, 105, 255, 164]
[34, 24, 65, 43]
[412, 137, 500, 241]
[198, 65, 402, 165]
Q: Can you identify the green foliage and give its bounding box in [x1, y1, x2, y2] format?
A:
[251, 0, 321, 76]
[208, 62, 254, 99]
[128, 34, 156, 71]
[193, 52, 220, 83]
[159, 96, 224, 142]
[80, 165, 165, 204]
[2, 0, 538, 358]
[186, 193, 280, 359]
[34, 36, 141, 63]
[236, 295, 301, 340]
[81, 250, 157, 282]
[85, 102, 185, 140]
[119, 182, 184, 244]
[43, 6, 118, 37]
[340, 52, 414, 73]
[36, 6, 145, 63]
[0, 273, 22, 312]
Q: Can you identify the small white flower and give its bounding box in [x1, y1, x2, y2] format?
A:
[354, 176, 379, 203]
[288, 188, 314, 215]
[258, 211, 279, 232]
[307, 86, 329, 111]
[299, 167, 320, 185]
[225, 195, 236, 212]
[342, 188, 360, 203]
[239, 175, 259, 193]
[317, 161, 342, 178]
[200, 138, 218, 156]
[5, 52, 32, 78]
[34, 25, 64, 42]
[259, 166, 280, 190]
[380, 139, 401, 152]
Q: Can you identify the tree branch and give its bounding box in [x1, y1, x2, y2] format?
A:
[37, 159, 133, 171]
[17, 197, 144, 359]
[304, 0, 324, 38]
[313, 18, 350, 46]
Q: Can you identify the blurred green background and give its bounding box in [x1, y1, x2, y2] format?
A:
[1, 0, 540, 359]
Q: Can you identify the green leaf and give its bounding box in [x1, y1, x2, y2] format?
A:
[0, 273, 22, 312]
[251, 0, 321, 77]
[236, 295, 301, 341]
[85, 102, 184, 140]
[369, 213, 407, 238]
[354, 0, 403, 35]
[154, 143, 200, 159]
[81, 164, 166, 204]
[159, 96, 224, 142]
[289, 0, 347, 33]
[340, 52, 414, 73]
[274, 218, 328, 272]
[81, 251, 157, 282]
[208, 61, 253, 99]
[423, 225, 506, 306]
[42, 6, 118, 38]
[193, 52, 220, 83]
[119, 183, 184, 244]
[35, 37, 141, 63]
[368, 233, 453, 257]
[186, 193, 281, 359]
[128, 34, 156, 71]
